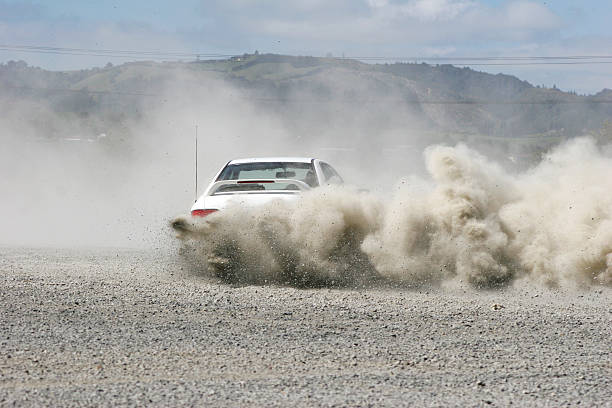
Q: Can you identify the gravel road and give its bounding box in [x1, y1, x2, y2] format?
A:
[1, 247, 611, 407]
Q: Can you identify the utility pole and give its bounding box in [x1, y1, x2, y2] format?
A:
[195, 125, 198, 202]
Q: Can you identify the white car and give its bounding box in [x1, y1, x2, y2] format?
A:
[181, 157, 343, 220]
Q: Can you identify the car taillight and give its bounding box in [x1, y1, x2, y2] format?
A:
[191, 209, 218, 217]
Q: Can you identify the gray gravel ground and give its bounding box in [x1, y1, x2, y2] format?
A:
[1, 247, 611, 407]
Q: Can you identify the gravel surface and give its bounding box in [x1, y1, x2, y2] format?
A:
[1, 247, 611, 407]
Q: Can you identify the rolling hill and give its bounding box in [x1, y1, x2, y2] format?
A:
[2, 54, 611, 164]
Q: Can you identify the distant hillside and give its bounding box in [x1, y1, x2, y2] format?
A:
[2, 54, 611, 156]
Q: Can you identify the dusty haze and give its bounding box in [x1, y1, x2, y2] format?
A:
[174, 138, 612, 289]
[0, 64, 426, 248]
[2, 64, 611, 290]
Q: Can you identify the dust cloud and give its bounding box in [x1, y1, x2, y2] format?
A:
[0, 62, 424, 248]
[1, 61, 610, 290]
[174, 137, 612, 289]
[0, 67, 303, 248]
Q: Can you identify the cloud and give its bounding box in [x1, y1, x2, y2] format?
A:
[474, 34, 612, 94]
[0, 0, 604, 93]
[397, 0, 476, 21]
[468, 1, 562, 39]
[0, 1, 566, 61]
[0, 1, 45, 22]
[204, 0, 562, 48]
[204, 0, 369, 21]
[0, 18, 195, 70]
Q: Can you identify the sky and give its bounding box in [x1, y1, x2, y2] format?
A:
[0, 0, 611, 94]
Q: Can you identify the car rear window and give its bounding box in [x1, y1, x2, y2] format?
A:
[217, 162, 318, 187]
[212, 182, 303, 195]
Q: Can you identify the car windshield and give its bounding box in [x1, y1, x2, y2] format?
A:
[217, 161, 318, 187]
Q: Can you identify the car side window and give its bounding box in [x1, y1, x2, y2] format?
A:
[320, 162, 343, 184]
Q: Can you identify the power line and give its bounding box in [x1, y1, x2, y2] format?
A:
[0, 44, 235, 60]
[3, 44, 612, 65]
[347, 55, 612, 65]
[353, 55, 612, 61]
[453, 62, 612, 66]
[3, 84, 611, 105]
[0, 44, 230, 57]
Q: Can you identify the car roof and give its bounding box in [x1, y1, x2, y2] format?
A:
[228, 157, 316, 164]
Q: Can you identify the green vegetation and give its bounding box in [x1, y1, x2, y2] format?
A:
[1, 54, 610, 166]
